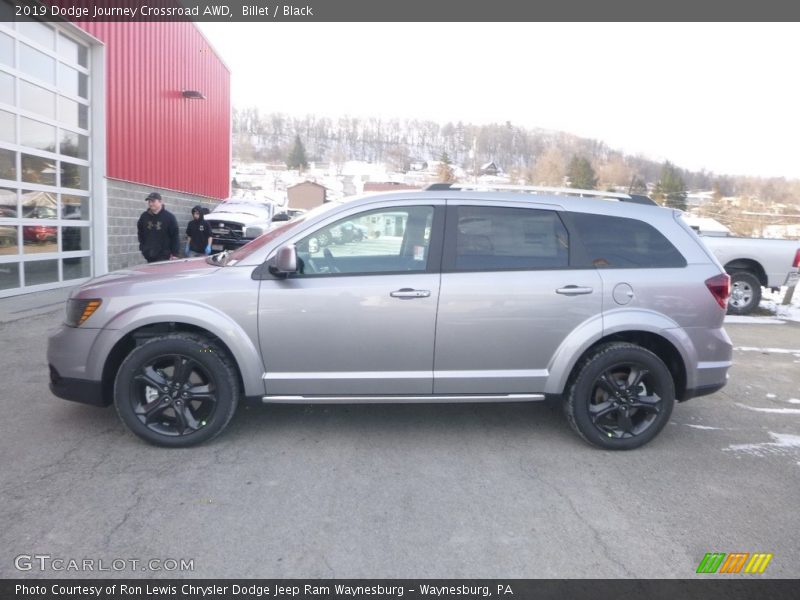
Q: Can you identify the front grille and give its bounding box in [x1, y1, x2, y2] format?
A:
[207, 220, 244, 241]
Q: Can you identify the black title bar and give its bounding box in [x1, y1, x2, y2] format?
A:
[5, 0, 800, 22]
[2, 579, 799, 600]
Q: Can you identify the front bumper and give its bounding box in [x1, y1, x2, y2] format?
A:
[49, 365, 106, 406]
[212, 238, 250, 252]
[47, 324, 108, 406]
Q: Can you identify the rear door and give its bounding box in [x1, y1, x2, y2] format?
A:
[433, 202, 603, 394]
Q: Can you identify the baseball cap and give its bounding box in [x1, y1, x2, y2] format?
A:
[146, 192, 162, 201]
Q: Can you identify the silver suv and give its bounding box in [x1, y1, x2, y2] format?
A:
[47, 185, 733, 449]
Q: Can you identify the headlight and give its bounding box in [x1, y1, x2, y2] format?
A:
[244, 224, 266, 238]
[65, 298, 102, 327]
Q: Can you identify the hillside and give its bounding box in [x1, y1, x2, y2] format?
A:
[231, 108, 800, 217]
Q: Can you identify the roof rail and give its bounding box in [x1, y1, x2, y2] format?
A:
[424, 182, 657, 205]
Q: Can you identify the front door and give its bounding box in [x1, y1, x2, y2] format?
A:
[258, 203, 444, 397]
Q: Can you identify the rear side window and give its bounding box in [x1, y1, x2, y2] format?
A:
[571, 213, 687, 268]
[449, 206, 569, 271]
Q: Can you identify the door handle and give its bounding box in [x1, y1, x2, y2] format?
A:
[390, 288, 431, 299]
[556, 285, 594, 296]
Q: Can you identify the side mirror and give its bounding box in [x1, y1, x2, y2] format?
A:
[271, 245, 298, 274]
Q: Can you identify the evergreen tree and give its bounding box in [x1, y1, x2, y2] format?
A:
[566, 156, 597, 189]
[437, 152, 455, 183]
[286, 135, 309, 171]
[655, 161, 688, 210]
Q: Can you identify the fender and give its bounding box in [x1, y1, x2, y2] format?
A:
[544, 308, 695, 396]
[86, 300, 266, 398]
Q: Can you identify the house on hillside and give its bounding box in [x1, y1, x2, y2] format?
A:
[480, 161, 500, 176]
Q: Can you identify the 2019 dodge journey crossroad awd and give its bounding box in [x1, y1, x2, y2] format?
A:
[47, 185, 733, 449]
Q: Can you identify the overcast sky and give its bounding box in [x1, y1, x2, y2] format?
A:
[196, 22, 800, 180]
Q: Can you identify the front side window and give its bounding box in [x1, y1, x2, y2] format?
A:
[571, 213, 687, 269]
[295, 205, 435, 276]
[450, 205, 569, 271]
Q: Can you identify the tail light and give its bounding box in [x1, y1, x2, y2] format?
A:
[705, 273, 731, 310]
[793, 249, 800, 268]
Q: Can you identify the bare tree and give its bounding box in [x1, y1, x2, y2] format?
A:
[528, 147, 567, 186]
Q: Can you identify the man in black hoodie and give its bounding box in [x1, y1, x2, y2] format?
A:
[185, 205, 213, 257]
[137, 192, 179, 262]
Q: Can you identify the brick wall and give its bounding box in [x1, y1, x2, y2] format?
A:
[105, 179, 219, 272]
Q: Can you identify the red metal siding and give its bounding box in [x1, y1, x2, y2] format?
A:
[73, 21, 230, 199]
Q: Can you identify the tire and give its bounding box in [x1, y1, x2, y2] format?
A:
[317, 231, 331, 247]
[564, 343, 675, 450]
[114, 334, 239, 447]
[727, 271, 762, 315]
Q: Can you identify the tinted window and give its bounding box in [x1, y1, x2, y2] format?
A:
[451, 206, 568, 271]
[571, 213, 687, 268]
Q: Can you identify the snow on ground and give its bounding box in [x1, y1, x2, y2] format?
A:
[758, 286, 800, 322]
[725, 432, 800, 458]
[724, 285, 800, 324]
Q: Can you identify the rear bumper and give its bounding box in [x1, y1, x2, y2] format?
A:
[682, 381, 727, 401]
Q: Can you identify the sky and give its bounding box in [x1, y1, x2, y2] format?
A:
[196, 22, 800, 180]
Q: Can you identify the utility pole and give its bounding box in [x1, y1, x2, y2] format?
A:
[472, 136, 478, 183]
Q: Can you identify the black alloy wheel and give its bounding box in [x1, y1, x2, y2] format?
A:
[114, 334, 239, 447]
[565, 343, 675, 450]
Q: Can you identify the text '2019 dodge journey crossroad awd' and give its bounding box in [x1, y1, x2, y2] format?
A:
[48, 185, 733, 449]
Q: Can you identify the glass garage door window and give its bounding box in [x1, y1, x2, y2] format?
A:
[0, 20, 92, 296]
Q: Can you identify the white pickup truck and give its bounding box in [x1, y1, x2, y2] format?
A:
[684, 217, 800, 314]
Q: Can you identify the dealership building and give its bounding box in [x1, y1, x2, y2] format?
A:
[0, 10, 230, 297]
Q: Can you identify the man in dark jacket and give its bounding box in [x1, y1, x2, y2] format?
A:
[185, 205, 213, 257]
[137, 192, 179, 263]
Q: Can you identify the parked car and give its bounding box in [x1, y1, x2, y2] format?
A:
[0, 225, 16, 248]
[23, 223, 57, 243]
[697, 234, 799, 315]
[48, 184, 732, 449]
[206, 198, 277, 251]
[330, 220, 368, 244]
[20, 205, 57, 244]
[271, 208, 306, 222]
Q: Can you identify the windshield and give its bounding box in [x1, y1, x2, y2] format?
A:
[210, 202, 339, 265]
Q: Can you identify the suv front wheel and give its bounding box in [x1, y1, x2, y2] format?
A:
[114, 334, 239, 447]
[564, 343, 675, 450]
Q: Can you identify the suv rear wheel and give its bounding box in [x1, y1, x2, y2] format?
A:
[114, 334, 239, 447]
[564, 343, 675, 450]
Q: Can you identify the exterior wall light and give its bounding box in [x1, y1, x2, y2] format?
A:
[181, 90, 206, 99]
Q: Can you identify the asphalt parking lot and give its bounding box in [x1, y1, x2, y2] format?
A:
[1, 288, 798, 579]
